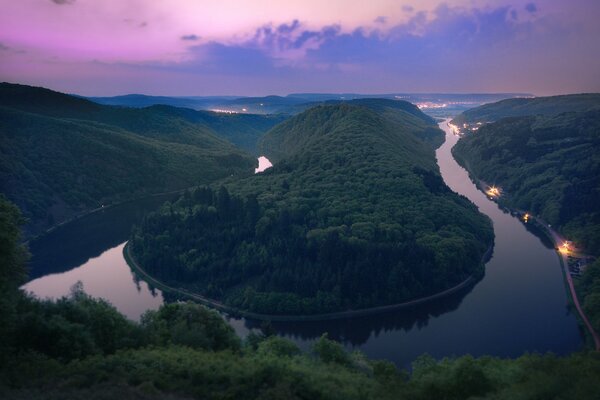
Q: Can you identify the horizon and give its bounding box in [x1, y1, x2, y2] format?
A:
[1, 0, 599, 96]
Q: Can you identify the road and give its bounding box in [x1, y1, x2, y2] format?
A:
[544, 222, 600, 350]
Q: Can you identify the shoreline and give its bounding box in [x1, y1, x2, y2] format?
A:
[124, 241, 490, 322]
[25, 187, 193, 244]
[451, 139, 600, 351]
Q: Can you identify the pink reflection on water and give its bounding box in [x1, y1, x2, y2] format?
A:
[22, 242, 163, 321]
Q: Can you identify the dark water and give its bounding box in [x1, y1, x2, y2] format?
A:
[23, 125, 583, 366]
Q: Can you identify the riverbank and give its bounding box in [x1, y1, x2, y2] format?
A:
[124, 241, 490, 322]
[25, 188, 190, 244]
[450, 130, 600, 351]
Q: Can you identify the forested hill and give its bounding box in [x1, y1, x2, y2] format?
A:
[0, 83, 257, 236]
[452, 93, 600, 126]
[452, 107, 600, 335]
[0, 83, 286, 153]
[453, 108, 600, 252]
[144, 105, 287, 153]
[259, 99, 440, 162]
[131, 102, 493, 315]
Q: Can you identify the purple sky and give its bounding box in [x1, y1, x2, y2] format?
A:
[1, 0, 599, 96]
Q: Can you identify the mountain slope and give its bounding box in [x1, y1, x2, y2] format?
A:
[453, 106, 600, 251]
[452, 94, 600, 126]
[131, 102, 493, 315]
[0, 84, 256, 235]
[259, 99, 440, 162]
[1, 83, 286, 153]
[452, 103, 600, 335]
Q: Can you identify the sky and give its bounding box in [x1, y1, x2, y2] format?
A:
[1, 0, 599, 96]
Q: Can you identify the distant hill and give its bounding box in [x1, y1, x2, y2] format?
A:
[87, 94, 238, 109]
[0, 83, 256, 236]
[89, 92, 532, 118]
[144, 105, 287, 153]
[131, 101, 493, 315]
[1, 83, 286, 153]
[259, 98, 440, 162]
[452, 94, 600, 126]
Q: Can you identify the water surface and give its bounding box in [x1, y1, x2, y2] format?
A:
[24, 123, 583, 366]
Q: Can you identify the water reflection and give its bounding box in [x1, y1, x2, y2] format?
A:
[27, 194, 179, 280]
[241, 280, 478, 346]
[24, 121, 583, 367]
[24, 243, 164, 321]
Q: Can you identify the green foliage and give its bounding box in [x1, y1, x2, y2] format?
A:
[453, 110, 600, 251]
[0, 83, 259, 236]
[578, 259, 600, 332]
[313, 334, 352, 366]
[14, 284, 143, 361]
[140, 302, 241, 351]
[0, 197, 597, 399]
[453, 98, 600, 348]
[131, 102, 493, 315]
[0, 195, 29, 362]
[452, 93, 600, 126]
[256, 336, 301, 358]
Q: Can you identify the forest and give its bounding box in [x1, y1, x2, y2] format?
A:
[451, 93, 600, 126]
[130, 101, 493, 315]
[2, 194, 600, 399]
[0, 83, 284, 236]
[452, 97, 600, 342]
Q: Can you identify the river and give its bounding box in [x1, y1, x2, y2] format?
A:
[22, 120, 583, 366]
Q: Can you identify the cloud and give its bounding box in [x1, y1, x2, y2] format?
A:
[246, 20, 340, 64]
[51, 0, 75, 4]
[525, 3, 537, 13]
[3, 0, 598, 95]
[0, 43, 8, 51]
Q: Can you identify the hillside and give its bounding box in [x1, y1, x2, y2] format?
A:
[452, 106, 600, 335]
[1, 83, 286, 153]
[130, 102, 493, 315]
[146, 105, 287, 153]
[259, 99, 439, 162]
[0, 84, 256, 235]
[452, 93, 600, 126]
[453, 110, 600, 251]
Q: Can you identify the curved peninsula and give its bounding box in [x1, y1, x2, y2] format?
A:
[129, 100, 494, 316]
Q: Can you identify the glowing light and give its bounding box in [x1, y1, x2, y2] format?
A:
[523, 213, 530, 222]
[486, 186, 501, 198]
[210, 108, 238, 114]
[447, 122, 460, 135]
[559, 241, 571, 254]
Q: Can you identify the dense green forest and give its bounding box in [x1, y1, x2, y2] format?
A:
[0, 83, 285, 235]
[451, 93, 600, 126]
[130, 101, 493, 315]
[2, 195, 600, 399]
